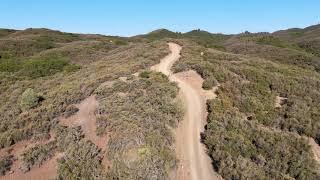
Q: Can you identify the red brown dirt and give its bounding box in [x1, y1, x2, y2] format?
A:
[59, 95, 108, 151]
[2, 153, 64, 180]
[59, 95, 110, 170]
[1, 95, 108, 179]
[0, 132, 59, 180]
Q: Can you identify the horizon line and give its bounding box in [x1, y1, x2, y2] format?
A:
[1, 23, 319, 37]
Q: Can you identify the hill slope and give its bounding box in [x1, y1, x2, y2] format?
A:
[0, 28, 182, 179]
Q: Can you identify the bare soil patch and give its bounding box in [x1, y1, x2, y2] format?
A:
[59, 95, 108, 151]
[0, 130, 58, 179]
[2, 153, 63, 180]
[309, 138, 320, 164]
[275, 96, 288, 108]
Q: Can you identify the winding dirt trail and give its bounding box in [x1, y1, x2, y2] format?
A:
[151, 43, 221, 180]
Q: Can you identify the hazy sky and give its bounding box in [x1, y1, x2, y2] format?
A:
[1, 0, 319, 36]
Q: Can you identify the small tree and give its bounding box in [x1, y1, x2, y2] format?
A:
[20, 88, 39, 110]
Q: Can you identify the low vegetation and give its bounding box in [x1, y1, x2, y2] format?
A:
[20, 88, 43, 111]
[173, 37, 320, 179]
[0, 55, 80, 79]
[256, 35, 301, 50]
[58, 140, 103, 179]
[183, 29, 229, 50]
[139, 29, 182, 41]
[0, 155, 13, 175]
[95, 72, 182, 179]
[1, 25, 320, 179]
[21, 141, 57, 172]
[141, 28, 228, 50]
[0, 28, 178, 178]
[56, 126, 103, 179]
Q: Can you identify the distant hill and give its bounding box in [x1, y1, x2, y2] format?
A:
[183, 29, 230, 50]
[0, 28, 17, 38]
[273, 24, 320, 40]
[273, 24, 320, 56]
[136, 28, 181, 40]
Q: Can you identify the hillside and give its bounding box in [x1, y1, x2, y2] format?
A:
[273, 24, 320, 57]
[0, 28, 181, 179]
[172, 25, 320, 179]
[0, 25, 320, 179]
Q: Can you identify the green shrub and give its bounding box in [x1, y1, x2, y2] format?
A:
[139, 71, 152, 78]
[114, 40, 128, 46]
[20, 88, 40, 110]
[257, 36, 288, 48]
[0, 59, 22, 72]
[34, 37, 55, 50]
[34, 34, 79, 44]
[57, 140, 103, 180]
[0, 155, 13, 176]
[63, 64, 81, 73]
[0, 29, 16, 38]
[21, 57, 69, 78]
[202, 77, 217, 90]
[298, 41, 320, 57]
[0, 56, 80, 78]
[55, 126, 84, 152]
[290, 31, 304, 38]
[0, 38, 56, 59]
[96, 72, 182, 179]
[54, 125, 104, 179]
[21, 141, 57, 172]
[183, 31, 228, 51]
[143, 29, 181, 41]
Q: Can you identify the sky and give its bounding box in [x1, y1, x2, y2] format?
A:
[0, 0, 319, 36]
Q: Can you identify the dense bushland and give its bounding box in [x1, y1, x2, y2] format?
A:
[0, 55, 80, 78]
[95, 72, 182, 179]
[21, 141, 57, 172]
[55, 126, 104, 179]
[225, 35, 320, 72]
[173, 40, 320, 179]
[0, 155, 13, 175]
[0, 29, 16, 38]
[1, 25, 320, 179]
[141, 28, 228, 50]
[0, 28, 175, 178]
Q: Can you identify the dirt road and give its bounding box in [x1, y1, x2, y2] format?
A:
[151, 43, 221, 180]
